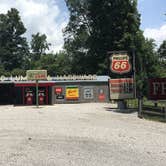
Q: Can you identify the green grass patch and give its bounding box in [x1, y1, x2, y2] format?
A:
[142, 113, 166, 123]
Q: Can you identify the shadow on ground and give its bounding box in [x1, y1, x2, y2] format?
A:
[104, 107, 138, 114]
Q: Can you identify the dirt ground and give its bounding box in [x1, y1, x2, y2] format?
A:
[0, 103, 165, 166]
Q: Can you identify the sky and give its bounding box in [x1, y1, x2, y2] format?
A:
[138, 0, 166, 47]
[0, 0, 165, 53]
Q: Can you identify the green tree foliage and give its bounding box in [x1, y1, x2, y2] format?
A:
[31, 51, 71, 76]
[158, 40, 166, 77]
[136, 39, 161, 94]
[0, 8, 29, 72]
[64, 0, 142, 74]
[64, 0, 91, 74]
[158, 40, 166, 60]
[88, 0, 142, 74]
[64, 0, 162, 96]
[30, 32, 50, 61]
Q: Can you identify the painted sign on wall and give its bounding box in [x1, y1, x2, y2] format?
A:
[148, 78, 166, 100]
[66, 86, 79, 100]
[110, 53, 131, 74]
[55, 87, 64, 100]
[55, 87, 62, 94]
[98, 89, 105, 101]
[83, 87, 94, 99]
[109, 78, 134, 99]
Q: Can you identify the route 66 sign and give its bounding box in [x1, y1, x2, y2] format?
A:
[110, 53, 131, 74]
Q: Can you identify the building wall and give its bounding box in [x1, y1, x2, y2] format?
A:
[53, 81, 109, 104]
[0, 80, 110, 105]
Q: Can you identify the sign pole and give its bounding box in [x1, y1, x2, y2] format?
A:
[132, 49, 136, 98]
[36, 80, 39, 108]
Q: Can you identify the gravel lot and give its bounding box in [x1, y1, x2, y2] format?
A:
[0, 103, 165, 166]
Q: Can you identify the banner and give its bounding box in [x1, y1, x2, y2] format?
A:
[66, 87, 79, 100]
[109, 78, 134, 99]
[148, 78, 166, 100]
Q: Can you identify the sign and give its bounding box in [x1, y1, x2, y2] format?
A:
[55, 87, 64, 100]
[110, 53, 131, 74]
[26, 70, 47, 81]
[66, 87, 79, 100]
[148, 78, 166, 100]
[55, 87, 62, 94]
[98, 95, 105, 101]
[98, 89, 105, 101]
[83, 87, 94, 99]
[56, 95, 64, 100]
[109, 78, 134, 99]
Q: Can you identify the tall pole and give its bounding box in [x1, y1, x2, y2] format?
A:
[36, 80, 39, 108]
[132, 49, 136, 98]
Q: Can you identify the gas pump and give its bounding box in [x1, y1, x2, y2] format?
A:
[38, 90, 45, 105]
[25, 90, 33, 105]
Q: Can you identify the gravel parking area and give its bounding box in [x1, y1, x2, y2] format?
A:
[0, 103, 165, 166]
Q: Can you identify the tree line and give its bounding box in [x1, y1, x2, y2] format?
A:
[0, 8, 71, 76]
[0, 1, 166, 93]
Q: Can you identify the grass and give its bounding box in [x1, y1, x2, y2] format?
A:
[126, 98, 166, 123]
[126, 99, 138, 108]
[142, 114, 166, 123]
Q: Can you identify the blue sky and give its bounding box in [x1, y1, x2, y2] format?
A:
[0, 0, 165, 52]
[138, 0, 165, 29]
[138, 0, 166, 46]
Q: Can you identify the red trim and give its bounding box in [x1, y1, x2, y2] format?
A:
[15, 82, 55, 87]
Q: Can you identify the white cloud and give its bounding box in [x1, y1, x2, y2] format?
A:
[144, 24, 166, 47]
[0, 0, 68, 53]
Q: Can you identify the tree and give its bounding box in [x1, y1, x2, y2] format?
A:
[158, 40, 166, 77]
[88, 0, 141, 74]
[54, 51, 72, 75]
[64, 0, 162, 96]
[64, 0, 92, 74]
[30, 51, 71, 76]
[30, 32, 50, 61]
[0, 8, 29, 71]
[158, 40, 166, 60]
[64, 0, 142, 74]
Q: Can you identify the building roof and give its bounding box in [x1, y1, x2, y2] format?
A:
[0, 75, 110, 83]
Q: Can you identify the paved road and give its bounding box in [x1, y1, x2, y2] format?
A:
[0, 103, 165, 166]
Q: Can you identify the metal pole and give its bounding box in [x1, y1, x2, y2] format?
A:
[36, 80, 39, 108]
[138, 94, 143, 118]
[132, 49, 136, 98]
